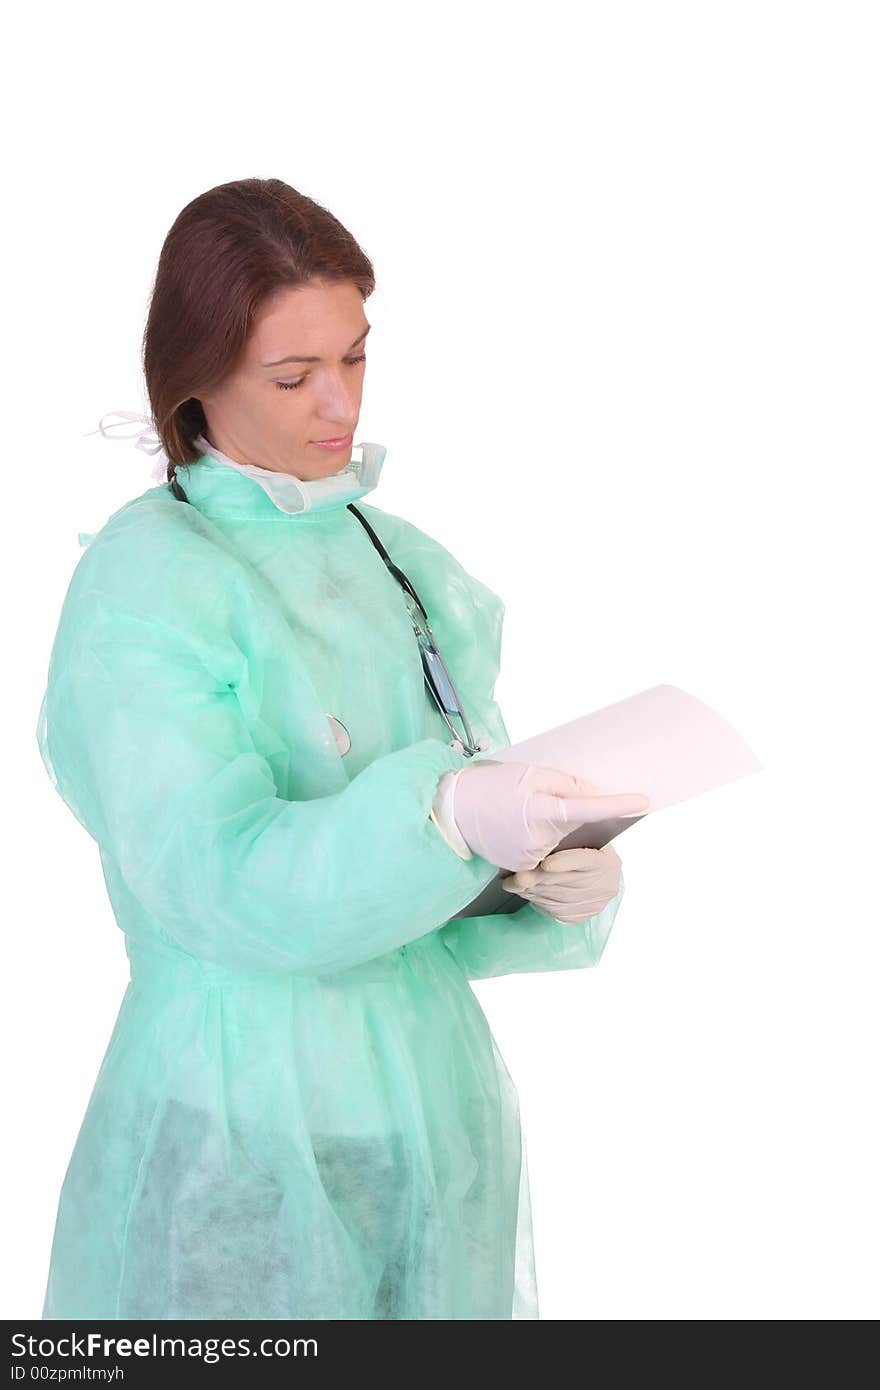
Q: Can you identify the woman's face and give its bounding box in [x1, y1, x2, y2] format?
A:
[198, 278, 369, 481]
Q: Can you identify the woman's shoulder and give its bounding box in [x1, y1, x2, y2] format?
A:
[354, 502, 506, 642]
[53, 483, 260, 647]
[354, 500, 459, 560]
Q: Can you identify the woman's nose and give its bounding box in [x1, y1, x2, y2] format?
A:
[315, 367, 361, 419]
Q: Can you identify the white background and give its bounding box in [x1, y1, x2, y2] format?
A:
[4, 0, 877, 1321]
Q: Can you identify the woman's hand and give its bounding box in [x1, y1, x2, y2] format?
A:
[446, 761, 649, 872]
[500, 844, 623, 925]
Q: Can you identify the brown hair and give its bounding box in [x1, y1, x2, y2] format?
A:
[142, 178, 376, 479]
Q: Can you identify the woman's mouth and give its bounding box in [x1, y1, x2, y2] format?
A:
[310, 432, 353, 451]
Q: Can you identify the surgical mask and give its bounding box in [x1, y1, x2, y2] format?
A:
[85, 411, 386, 515]
[190, 432, 385, 515]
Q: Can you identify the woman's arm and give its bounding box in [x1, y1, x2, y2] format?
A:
[37, 594, 499, 978]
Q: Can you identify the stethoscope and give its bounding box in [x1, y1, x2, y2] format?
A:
[169, 469, 485, 759]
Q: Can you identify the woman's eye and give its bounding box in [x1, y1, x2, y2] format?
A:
[275, 353, 367, 392]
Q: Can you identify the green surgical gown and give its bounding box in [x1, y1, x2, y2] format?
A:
[36, 451, 625, 1320]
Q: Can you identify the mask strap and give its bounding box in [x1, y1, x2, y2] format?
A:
[83, 410, 171, 481]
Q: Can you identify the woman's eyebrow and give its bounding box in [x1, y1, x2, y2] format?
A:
[262, 324, 371, 367]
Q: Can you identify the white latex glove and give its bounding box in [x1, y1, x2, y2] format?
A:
[500, 844, 623, 924]
[434, 761, 650, 872]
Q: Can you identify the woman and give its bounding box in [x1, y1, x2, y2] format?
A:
[36, 178, 649, 1320]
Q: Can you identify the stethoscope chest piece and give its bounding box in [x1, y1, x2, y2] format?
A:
[326, 713, 352, 756]
[451, 735, 492, 756]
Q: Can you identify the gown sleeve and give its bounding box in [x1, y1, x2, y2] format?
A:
[437, 877, 625, 981]
[35, 519, 501, 979]
[362, 508, 629, 983]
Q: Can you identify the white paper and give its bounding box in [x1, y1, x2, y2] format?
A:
[451, 683, 763, 919]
